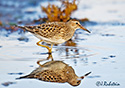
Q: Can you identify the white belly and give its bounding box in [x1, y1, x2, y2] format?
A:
[35, 34, 65, 44]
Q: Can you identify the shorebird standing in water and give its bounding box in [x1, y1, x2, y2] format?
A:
[17, 20, 90, 53]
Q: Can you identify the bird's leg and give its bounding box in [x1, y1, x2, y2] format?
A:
[37, 53, 53, 67]
[37, 59, 46, 67]
[50, 44, 53, 53]
[36, 40, 52, 54]
[47, 53, 53, 61]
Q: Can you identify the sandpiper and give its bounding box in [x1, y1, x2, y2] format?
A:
[17, 20, 90, 53]
[17, 60, 91, 86]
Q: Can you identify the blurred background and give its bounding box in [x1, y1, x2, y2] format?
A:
[0, 0, 125, 88]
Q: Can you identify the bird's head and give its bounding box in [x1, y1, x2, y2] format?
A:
[67, 20, 91, 33]
[68, 77, 81, 86]
[68, 72, 91, 86]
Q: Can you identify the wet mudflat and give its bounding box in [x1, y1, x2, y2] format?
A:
[0, 0, 125, 88]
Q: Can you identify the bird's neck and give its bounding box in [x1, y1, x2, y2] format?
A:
[63, 25, 76, 41]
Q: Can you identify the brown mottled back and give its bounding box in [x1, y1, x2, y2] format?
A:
[17, 61, 91, 86]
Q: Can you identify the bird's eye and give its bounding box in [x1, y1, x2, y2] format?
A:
[76, 22, 78, 24]
[77, 81, 80, 84]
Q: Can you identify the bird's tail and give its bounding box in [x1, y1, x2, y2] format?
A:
[16, 74, 34, 80]
[16, 75, 29, 79]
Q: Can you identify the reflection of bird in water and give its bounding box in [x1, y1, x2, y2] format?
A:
[17, 60, 91, 86]
[17, 20, 90, 54]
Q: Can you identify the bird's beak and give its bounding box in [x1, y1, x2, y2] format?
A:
[79, 24, 91, 33]
[77, 72, 92, 81]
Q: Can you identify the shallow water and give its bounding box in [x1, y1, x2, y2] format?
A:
[0, 0, 125, 88]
